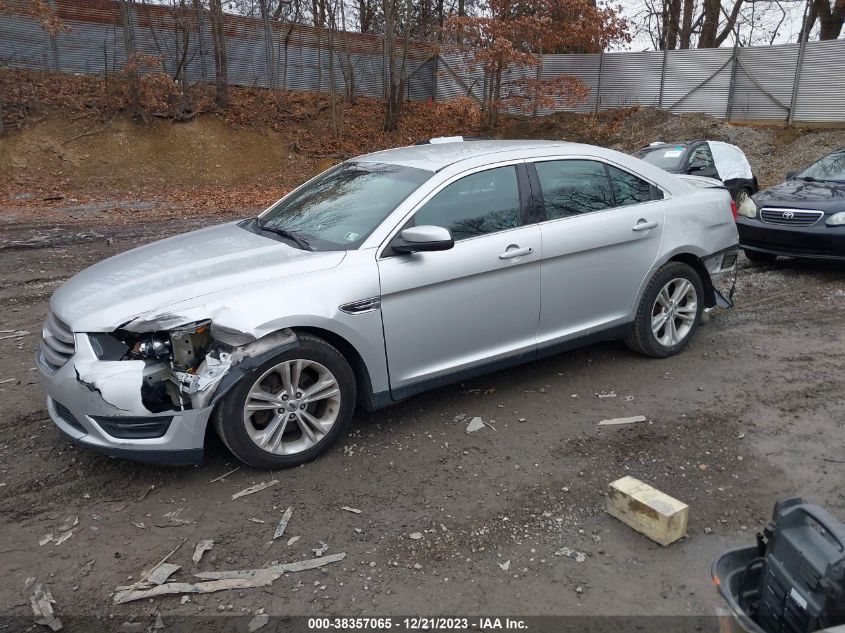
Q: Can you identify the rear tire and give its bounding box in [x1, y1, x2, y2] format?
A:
[744, 249, 777, 264]
[625, 262, 704, 358]
[212, 333, 356, 469]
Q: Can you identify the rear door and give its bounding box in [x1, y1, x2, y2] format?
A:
[529, 158, 666, 347]
[377, 162, 541, 392]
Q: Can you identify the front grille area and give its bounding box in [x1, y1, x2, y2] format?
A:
[53, 401, 86, 434]
[760, 207, 824, 227]
[39, 309, 75, 372]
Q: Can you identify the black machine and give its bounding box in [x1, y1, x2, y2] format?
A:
[713, 498, 845, 633]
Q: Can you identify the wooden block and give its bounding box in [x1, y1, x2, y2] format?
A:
[606, 476, 689, 546]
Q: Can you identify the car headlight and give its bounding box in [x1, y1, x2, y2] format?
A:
[825, 212, 845, 226]
[737, 196, 758, 219]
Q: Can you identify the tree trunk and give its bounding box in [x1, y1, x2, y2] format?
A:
[816, 0, 845, 40]
[0, 96, 4, 137]
[663, 0, 680, 50]
[119, 0, 142, 118]
[259, 0, 276, 89]
[209, 0, 229, 110]
[698, 0, 720, 48]
[679, 0, 694, 49]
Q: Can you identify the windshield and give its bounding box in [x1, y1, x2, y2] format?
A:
[796, 150, 845, 183]
[637, 145, 687, 171]
[258, 161, 432, 250]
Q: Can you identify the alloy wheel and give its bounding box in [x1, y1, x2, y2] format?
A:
[651, 277, 698, 347]
[242, 359, 341, 455]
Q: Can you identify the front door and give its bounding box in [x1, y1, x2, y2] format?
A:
[378, 164, 542, 392]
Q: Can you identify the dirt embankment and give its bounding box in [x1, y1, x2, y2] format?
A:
[2, 69, 845, 207]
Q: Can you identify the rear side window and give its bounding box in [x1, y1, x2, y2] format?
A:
[607, 165, 663, 205]
[414, 166, 521, 241]
[534, 160, 613, 219]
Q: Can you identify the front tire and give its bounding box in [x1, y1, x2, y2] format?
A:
[212, 334, 356, 469]
[625, 262, 704, 358]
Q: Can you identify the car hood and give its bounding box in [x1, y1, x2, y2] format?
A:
[51, 222, 346, 332]
[754, 179, 845, 213]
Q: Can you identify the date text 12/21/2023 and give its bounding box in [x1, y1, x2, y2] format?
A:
[307, 617, 528, 630]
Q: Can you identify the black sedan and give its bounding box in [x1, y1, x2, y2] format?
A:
[635, 140, 758, 203]
[736, 147, 845, 262]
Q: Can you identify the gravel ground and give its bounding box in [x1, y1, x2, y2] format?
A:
[0, 203, 844, 632]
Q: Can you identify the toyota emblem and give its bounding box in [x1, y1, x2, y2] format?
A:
[782, 210, 794, 220]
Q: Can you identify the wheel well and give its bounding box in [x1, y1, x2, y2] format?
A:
[668, 253, 716, 307]
[293, 326, 376, 410]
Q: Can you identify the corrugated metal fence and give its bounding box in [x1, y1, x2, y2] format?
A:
[2, 0, 844, 124]
[436, 39, 845, 124]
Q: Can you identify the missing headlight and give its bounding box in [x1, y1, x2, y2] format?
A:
[169, 320, 211, 372]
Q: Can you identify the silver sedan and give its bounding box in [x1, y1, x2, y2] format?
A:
[37, 139, 739, 468]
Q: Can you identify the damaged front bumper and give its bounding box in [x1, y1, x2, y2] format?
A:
[37, 333, 211, 465]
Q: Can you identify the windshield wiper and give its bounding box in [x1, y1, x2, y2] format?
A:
[257, 223, 312, 251]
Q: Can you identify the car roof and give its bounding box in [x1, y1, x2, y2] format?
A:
[353, 140, 576, 172]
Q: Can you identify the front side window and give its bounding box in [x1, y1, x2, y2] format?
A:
[534, 160, 614, 219]
[413, 166, 521, 241]
[688, 143, 714, 168]
[259, 161, 432, 250]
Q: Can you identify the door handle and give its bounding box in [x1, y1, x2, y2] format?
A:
[499, 246, 533, 260]
[632, 219, 659, 232]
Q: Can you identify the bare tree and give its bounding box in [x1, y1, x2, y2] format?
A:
[209, 0, 230, 108]
[805, 0, 845, 40]
[382, 0, 412, 131]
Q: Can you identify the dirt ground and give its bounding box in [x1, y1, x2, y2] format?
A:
[1, 197, 844, 631]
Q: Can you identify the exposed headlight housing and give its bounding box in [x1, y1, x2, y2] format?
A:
[737, 196, 758, 219]
[825, 212, 845, 226]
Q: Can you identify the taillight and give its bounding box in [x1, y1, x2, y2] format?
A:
[730, 199, 737, 220]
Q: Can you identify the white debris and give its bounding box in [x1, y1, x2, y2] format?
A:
[209, 467, 240, 483]
[0, 330, 30, 341]
[192, 540, 214, 565]
[231, 480, 279, 500]
[248, 614, 270, 631]
[24, 576, 37, 591]
[114, 553, 346, 604]
[153, 613, 165, 630]
[146, 563, 181, 586]
[598, 415, 647, 426]
[57, 517, 78, 532]
[30, 584, 61, 631]
[596, 391, 616, 399]
[465, 417, 485, 434]
[554, 547, 587, 563]
[341, 506, 362, 514]
[498, 560, 511, 571]
[248, 518, 265, 524]
[312, 542, 328, 557]
[180, 596, 190, 605]
[273, 507, 293, 540]
[409, 532, 423, 540]
[287, 536, 300, 546]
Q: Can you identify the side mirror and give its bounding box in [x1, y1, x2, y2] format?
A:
[786, 170, 797, 179]
[392, 225, 454, 254]
[687, 160, 707, 173]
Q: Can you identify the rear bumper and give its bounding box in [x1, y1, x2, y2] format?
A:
[737, 217, 845, 260]
[37, 335, 211, 465]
